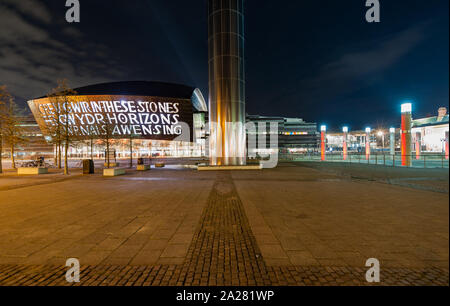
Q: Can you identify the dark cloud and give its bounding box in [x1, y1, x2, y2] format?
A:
[2, 0, 52, 24]
[0, 0, 447, 128]
[0, 2, 123, 106]
[274, 22, 428, 105]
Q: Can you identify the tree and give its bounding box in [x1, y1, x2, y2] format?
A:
[98, 97, 118, 169]
[126, 125, 140, 168]
[0, 89, 26, 169]
[87, 133, 96, 160]
[46, 90, 64, 169]
[0, 85, 12, 173]
[47, 80, 77, 175]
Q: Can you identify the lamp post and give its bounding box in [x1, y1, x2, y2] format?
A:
[389, 128, 396, 156]
[321, 125, 326, 161]
[415, 132, 421, 160]
[365, 127, 371, 160]
[443, 131, 449, 160]
[377, 131, 385, 151]
[401, 103, 412, 167]
[343, 126, 348, 161]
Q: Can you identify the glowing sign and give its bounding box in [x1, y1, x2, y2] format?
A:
[282, 132, 309, 136]
[390, 128, 396, 133]
[28, 95, 194, 141]
[321, 125, 327, 132]
[343, 127, 349, 133]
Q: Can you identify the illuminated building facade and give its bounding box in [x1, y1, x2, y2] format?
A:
[246, 115, 318, 156]
[26, 81, 208, 159]
[412, 107, 449, 153]
[1, 115, 54, 159]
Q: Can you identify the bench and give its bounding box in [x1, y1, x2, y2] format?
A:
[17, 167, 49, 175]
[104, 162, 120, 167]
[137, 164, 151, 171]
[155, 163, 165, 168]
[103, 168, 126, 177]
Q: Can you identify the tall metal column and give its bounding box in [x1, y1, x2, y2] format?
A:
[401, 103, 412, 167]
[208, 0, 246, 166]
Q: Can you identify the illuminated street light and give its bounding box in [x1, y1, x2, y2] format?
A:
[343, 127, 349, 160]
[320, 125, 326, 161]
[390, 128, 396, 156]
[401, 103, 413, 166]
[415, 132, 421, 160]
[401, 103, 412, 114]
[377, 130, 385, 150]
[365, 127, 371, 160]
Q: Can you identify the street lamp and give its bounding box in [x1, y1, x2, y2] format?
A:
[377, 131, 385, 151]
[365, 127, 371, 160]
[343, 127, 349, 160]
[389, 128, 396, 156]
[401, 102, 413, 167]
[320, 125, 326, 161]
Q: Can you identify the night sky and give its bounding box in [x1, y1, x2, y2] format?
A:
[0, 0, 448, 131]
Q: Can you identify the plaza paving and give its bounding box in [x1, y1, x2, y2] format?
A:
[0, 162, 448, 286]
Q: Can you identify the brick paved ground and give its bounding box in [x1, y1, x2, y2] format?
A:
[0, 164, 448, 286]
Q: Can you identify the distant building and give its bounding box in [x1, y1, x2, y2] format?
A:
[326, 131, 382, 153]
[324, 107, 449, 154]
[412, 107, 449, 153]
[246, 115, 318, 155]
[3, 115, 54, 159]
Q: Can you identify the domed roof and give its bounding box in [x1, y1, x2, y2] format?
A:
[70, 81, 196, 99]
[36, 81, 208, 112]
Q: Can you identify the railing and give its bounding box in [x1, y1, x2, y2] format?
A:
[279, 153, 449, 169]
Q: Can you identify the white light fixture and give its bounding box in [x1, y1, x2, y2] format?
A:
[365, 127, 371, 133]
[321, 125, 327, 132]
[390, 128, 396, 133]
[401, 103, 412, 113]
[343, 127, 349, 133]
[377, 131, 384, 137]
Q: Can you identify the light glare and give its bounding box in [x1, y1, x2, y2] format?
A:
[401, 103, 412, 113]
